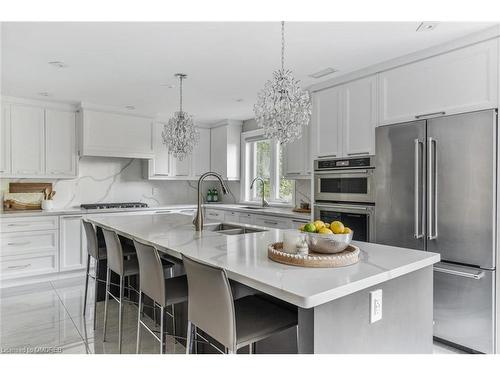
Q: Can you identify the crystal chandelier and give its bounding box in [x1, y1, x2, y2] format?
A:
[253, 21, 312, 145]
[162, 73, 199, 160]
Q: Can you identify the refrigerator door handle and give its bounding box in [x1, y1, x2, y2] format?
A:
[434, 265, 485, 280]
[414, 139, 423, 239]
[427, 137, 438, 240]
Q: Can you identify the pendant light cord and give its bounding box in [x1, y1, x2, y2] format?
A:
[179, 75, 183, 112]
[281, 21, 285, 71]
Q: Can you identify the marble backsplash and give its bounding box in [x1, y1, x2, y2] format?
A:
[0, 157, 241, 209]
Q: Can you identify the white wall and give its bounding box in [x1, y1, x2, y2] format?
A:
[0, 156, 240, 209]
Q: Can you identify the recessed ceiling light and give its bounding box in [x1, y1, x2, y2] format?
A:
[416, 22, 439, 32]
[235, 98, 244, 102]
[309, 67, 338, 79]
[38, 92, 50, 97]
[125, 105, 136, 110]
[48, 61, 68, 68]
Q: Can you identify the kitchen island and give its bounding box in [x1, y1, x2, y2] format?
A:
[88, 213, 440, 354]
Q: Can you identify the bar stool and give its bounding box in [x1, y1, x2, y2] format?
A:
[101, 228, 142, 353]
[82, 220, 136, 330]
[182, 255, 298, 354]
[134, 239, 188, 354]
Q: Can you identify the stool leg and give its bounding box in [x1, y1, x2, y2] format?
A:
[103, 267, 111, 341]
[136, 291, 143, 354]
[93, 259, 100, 331]
[171, 304, 176, 343]
[160, 306, 165, 354]
[83, 254, 91, 316]
[118, 275, 125, 354]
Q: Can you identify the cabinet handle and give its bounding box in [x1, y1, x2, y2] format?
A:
[415, 111, 445, 119]
[7, 223, 30, 227]
[7, 241, 31, 246]
[287, 172, 301, 175]
[317, 154, 336, 159]
[347, 151, 370, 156]
[7, 264, 32, 270]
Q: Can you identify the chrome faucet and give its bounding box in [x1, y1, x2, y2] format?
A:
[250, 177, 269, 207]
[193, 171, 229, 231]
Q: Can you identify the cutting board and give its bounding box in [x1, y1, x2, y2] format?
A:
[9, 182, 53, 195]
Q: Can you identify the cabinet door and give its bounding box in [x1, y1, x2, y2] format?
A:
[59, 215, 86, 272]
[343, 76, 377, 156]
[210, 126, 227, 178]
[170, 154, 191, 177]
[0, 104, 11, 176]
[379, 39, 498, 125]
[284, 125, 310, 178]
[46, 109, 77, 177]
[11, 104, 45, 175]
[150, 122, 171, 176]
[193, 127, 211, 177]
[312, 86, 342, 158]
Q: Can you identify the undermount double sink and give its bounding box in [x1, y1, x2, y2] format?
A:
[240, 206, 267, 210]
[203, 223, 267, 236]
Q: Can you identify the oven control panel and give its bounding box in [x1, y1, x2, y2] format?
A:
[315, 156, 374, 170]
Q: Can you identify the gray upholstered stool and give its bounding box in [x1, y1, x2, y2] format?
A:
[182, 255, 298, 354]
[133, 239, 188, 354]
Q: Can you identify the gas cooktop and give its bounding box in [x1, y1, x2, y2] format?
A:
[80, 202, 149, 210]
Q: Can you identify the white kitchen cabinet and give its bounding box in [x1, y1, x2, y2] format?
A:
[283, 124, 311, 179]
[210, 120, 242, 180]
[45, 109, 77, 177]
[10, 104, 45, 176]
[59, 215, 87, 272]
[204, 208, 225, 221]
[311, 85, 343, 159]
[170, 154, 191, 177]
[343, 75, 377, 156]
[253, 215, 290, 230]
[311, 76, 377, 158]
[79, 108, 154, 159]
[193, 127, 211, 177]
[224, 210, 241, 223]
[0, 104, 11, 177]
[147, 121, 171, 177]
[378, 39, 498, 125]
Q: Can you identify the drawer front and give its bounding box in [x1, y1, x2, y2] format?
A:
[205, 209, 224, 220]
[254, 215, 290, 229]
[1, 216, 59, 233]
[1, 230, 58, 257]
[224, 211, 240, 223]
[290, 218, 310, 229]
[239, 212, 254, 224]
[1, 253, 58, 279]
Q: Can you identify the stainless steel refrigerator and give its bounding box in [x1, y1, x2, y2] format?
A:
[374, 109, 497, 353]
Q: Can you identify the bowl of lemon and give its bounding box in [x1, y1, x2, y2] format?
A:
[299, 220, 353, 254]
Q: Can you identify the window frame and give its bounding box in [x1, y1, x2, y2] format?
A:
[240, 129, 294, 206]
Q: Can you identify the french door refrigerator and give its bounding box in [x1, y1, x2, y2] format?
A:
[374, 109, 497, 354]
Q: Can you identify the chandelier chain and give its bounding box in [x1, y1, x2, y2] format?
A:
[179, 75, 183, 112]
[281, 21, 285, 71]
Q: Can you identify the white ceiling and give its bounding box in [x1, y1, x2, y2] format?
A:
[1, 22, 497, 124]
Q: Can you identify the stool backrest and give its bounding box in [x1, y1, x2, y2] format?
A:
[82, 219, 99, 259]
[133, 240, 166, 306]
[182, 255, 236, 350]
[102, 228, 124, 275]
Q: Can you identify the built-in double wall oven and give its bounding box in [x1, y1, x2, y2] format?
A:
[313, 156, 375, 242]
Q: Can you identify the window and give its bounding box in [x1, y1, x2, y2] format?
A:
[241, 130, 294, 205]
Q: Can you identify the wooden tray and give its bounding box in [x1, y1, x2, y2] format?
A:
[268, 242, 360, 268]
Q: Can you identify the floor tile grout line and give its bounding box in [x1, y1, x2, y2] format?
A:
[50, 280, 92, 354]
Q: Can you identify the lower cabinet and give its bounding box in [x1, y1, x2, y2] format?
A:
[253, 215, 291, 230]
[59, 215, 87, 272]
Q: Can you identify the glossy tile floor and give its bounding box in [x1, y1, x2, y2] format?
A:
[0, 276, 184, 354]
[0, 276, 467, 354]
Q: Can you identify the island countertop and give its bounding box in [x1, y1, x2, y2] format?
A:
[88, 213, 440, 309]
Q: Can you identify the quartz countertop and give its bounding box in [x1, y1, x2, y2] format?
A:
[87, 213, 440, 309]
[0, 203, 310, 220]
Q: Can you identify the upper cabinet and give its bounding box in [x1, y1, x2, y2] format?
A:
[378, 39, 498, 125]
[78, 108, 154, 159]
[210, 120, 241, 180]
[145, 122, 211, 180]
[311, 75, 377, 159]
[283, 124, 311, 179]
[1, 100, 77, 179]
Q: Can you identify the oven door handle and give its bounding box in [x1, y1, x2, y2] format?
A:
[314, 203, 373, 213]
[314, 169, 371, 175]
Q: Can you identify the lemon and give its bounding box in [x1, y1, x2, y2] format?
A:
[330, 221, 345, 234]
[324, 222, 330, 228]
[343, 227, 352, 234]
[304, 223, 317, 233]
[318, 227, 333, 235]
[298, 224, 305, 231]
[313, 220, 325, 230]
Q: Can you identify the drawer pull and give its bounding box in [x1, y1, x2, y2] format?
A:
[434, 266, 485, 280]
[7, 223, 31, 227]
[7, 241, 31, 246]
[7, 264, 32, 270]
[264, 220, 279, 225]
[415, 111, 446, 119]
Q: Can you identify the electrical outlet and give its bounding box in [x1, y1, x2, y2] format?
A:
[370, 289, 383, 323]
